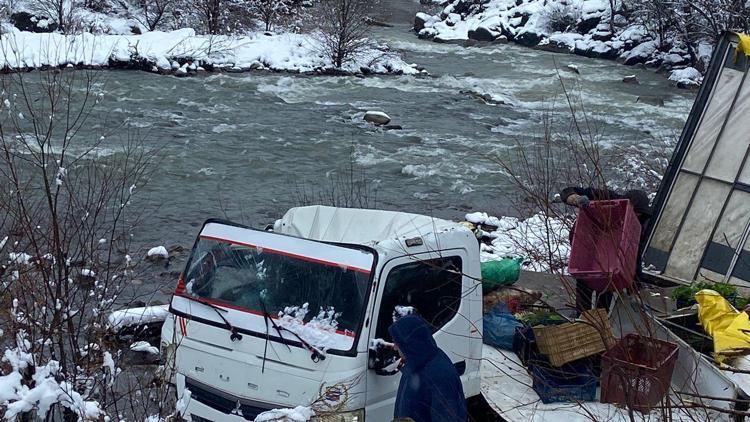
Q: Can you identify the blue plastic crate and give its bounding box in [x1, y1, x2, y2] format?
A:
[528, 357, 598, 404]
[512, 326, 536, 366]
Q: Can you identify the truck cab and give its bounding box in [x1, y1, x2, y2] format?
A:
[161, 206, 483, 421]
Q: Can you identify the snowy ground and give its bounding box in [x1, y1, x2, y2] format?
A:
[415, 0, 707, 86]
[0, 26, 421, 75]
[467, 211, 571, 273]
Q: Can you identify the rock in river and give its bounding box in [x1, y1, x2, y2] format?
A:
[364, 111, 391, 125]
[636, 95, 666, 107]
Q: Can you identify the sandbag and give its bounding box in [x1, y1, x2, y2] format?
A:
[481, 257, 522, 291]
[482, 302, 523, 349]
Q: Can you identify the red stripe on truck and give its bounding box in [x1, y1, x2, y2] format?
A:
[199, 235, 372, 274]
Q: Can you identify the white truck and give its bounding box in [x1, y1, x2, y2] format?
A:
[160, 206, 484, 421]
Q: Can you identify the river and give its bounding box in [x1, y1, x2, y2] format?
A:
[80, 1, 695, 291]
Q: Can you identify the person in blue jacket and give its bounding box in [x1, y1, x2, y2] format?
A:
[388, 314, 467, 422]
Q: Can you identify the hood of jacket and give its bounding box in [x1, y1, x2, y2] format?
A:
[388, 314, 438, 371]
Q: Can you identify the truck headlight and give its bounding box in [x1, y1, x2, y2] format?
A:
[312, 409, 364, 422]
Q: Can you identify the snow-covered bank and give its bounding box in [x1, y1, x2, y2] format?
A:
[466, 211, 571, 273]
[415, 0, 711, 88]
[0, 27, 421, 76]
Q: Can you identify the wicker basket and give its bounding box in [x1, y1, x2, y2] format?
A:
[533, 309, 615, 367]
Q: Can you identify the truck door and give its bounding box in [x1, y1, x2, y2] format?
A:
[364, 250, 471, 421]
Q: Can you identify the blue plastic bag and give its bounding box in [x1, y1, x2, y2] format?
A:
[483, 303, 523, 349]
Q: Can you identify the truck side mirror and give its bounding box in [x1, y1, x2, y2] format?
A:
[368, 345, 400, 376]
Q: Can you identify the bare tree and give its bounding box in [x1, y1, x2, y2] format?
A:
[250, 0, 292, 31]
[138, 0, 174, 31]
[0, 49, 175, 419]
[187, 0, 255, 34]
[625, 0, 750, 67]
[316, 0, 375, 68]
[198, 0, 222, 34]
[31, 0, 76, 33]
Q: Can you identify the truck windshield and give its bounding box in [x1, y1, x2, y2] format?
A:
[181, 236, 372, 342]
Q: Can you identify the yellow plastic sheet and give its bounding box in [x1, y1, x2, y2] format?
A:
[696, 290, 750, 361]
[736, 33, 750, 59]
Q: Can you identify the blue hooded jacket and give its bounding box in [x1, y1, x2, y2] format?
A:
[388, 314, 467, 422]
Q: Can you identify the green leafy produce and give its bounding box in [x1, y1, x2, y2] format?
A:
[673, 281, 746, 308]
[516, 309, 565, 326]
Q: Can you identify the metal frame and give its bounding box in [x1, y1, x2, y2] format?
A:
[644, 32, 750, 285]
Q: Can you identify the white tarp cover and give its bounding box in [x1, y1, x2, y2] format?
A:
[275, 205, 466, 246]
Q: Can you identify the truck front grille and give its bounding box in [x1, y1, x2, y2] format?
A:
[185, 377, 274, 420]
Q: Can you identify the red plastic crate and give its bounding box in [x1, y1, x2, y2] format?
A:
[600, 334, 679, 413]
[568, 199, 641, 292]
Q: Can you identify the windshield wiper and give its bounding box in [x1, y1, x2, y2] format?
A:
[188, 296, 242, 342]
[258, 298, 325, 363]
[276, 325, 326, 363]
[259, 298, 290, 373]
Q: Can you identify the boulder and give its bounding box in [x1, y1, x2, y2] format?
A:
[592, 31, 613, 42]
[364, 111, 391, 125]
[636, 96, 666, 107]
[460, 90, 514, 106]
[414, 13, 428, 32]
[623, 40, 658, 66]
[574, 41, 618, 60]
[565, 64, 580, 74]
[661, 53, 688, 69]
[453, 0, 480, 15]
[622, 75, 639, 84]
[446, 13, 461, 27]
[174, 66, 189, 77]
[677, 80, 701, 89]
[493, 35, 509, 44]
[10, 12, 57, 33]
[535, 39, 575, 54]
[468, 26, 500, 42]
[669, 67, 703, 89]
[515, 31, 542, 47]
[364, 17, 393, 28]
[576, 16, 600, 34]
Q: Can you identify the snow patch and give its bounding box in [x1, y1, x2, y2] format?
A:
[147, 245, 168, 259]
[108, 305, 169, 330]
[8, 252, 31, 265]
[129, 341, 159, 355]
[254, 406, 315, 422]
[0, 29, 418, 75]
[393, 305, 415, 321]
[468, 211, 571, 273]
[277, 304, 342, 352]
[669, 67, 703, 86]
[0, 356, 103, 420]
